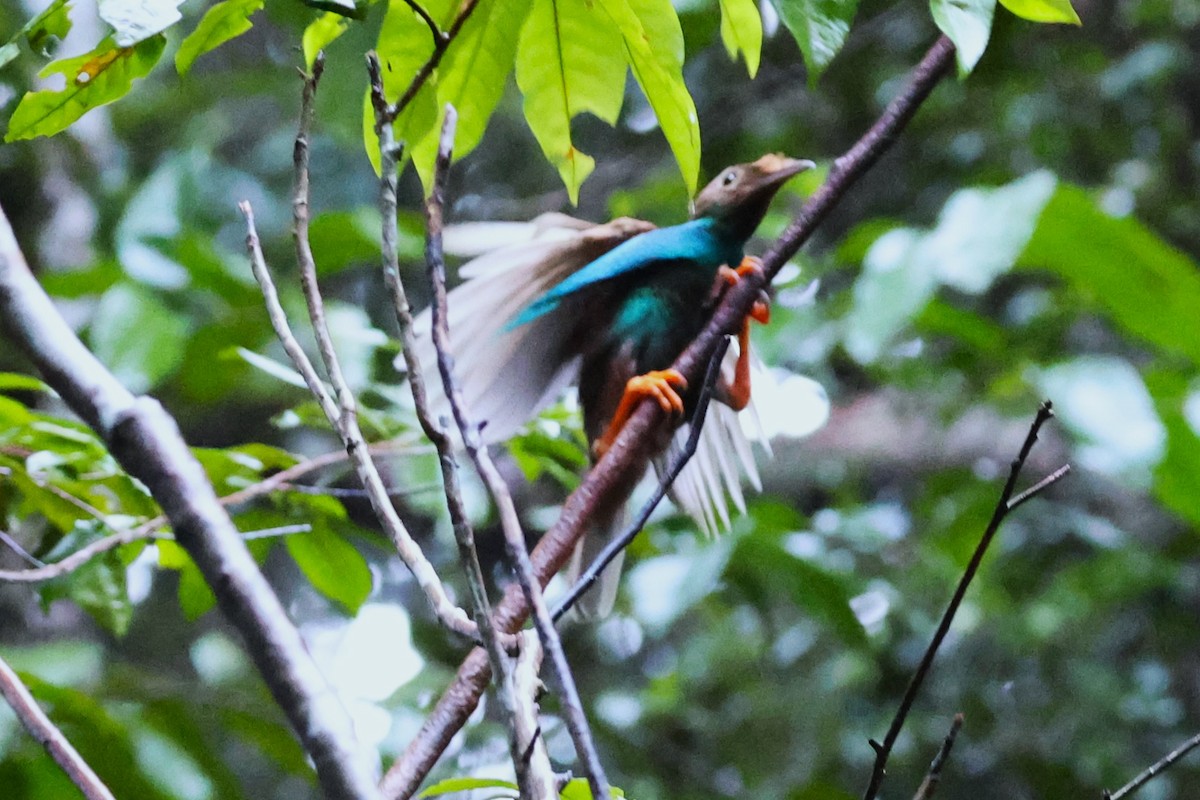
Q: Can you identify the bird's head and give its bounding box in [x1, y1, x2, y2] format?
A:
[692, 154, 815, 240]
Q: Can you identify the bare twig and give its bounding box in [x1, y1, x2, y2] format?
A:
[1103, 731, 1200, 800]
[551, 337, 730, 621]
[379, 0, 480, 124]
[912, 714, 963, 800]
[0, 202, 380, 800]
[0, 529, 45, 567]
[0, 653, 116, 800]
[861, 401, 1067, 800]
[381, 36, 963, 800]
[422, 105, 609, 800]
[399, 0, 444, 47]
[240, 58, 476, 639]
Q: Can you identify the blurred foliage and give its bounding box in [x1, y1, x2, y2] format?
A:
[2, 0, 1200, 798]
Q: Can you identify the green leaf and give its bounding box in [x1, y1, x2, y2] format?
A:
[99, 0, 183, 46]
[309, 208, 383, 276]
[285, 523, 373, 613]
[516, 0, 627, 203]
[41, 520, 133, 637]
[717, 0, 762, 77]
[174, 0, 264, 76]
[89, 282, 189, 393]
[419, 777, 519, 798]
[158, 540, 218, 620]
[5, 34, 165, 142]
[598, 0, 700, 195]
[930, 0, 996, 75]
[1146, 370, 1200, 526]
[302, 12, 349, 69]
[999, 0, 1080, 24]
[1020, 184, 1200, 366]
[0, 373, 53, 393]
[771, 0, 858, 81]
[409, 0, 532, 189]
[0, 0, 74, 68]
[559, 777, 626, 799]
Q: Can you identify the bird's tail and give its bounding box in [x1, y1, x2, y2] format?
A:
[564, 501, 628, 620]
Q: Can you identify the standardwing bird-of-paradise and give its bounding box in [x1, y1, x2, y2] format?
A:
[413, 154, 816, 617]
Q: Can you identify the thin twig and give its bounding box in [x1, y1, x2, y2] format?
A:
[1007, 463, 1070, 511]
[0, 653, 116, 800]
[551, 337, 730, 621]
[380, 35, 962, 800]
[861, 401, 1063, 800]
[912, 714, 963, 800]
[422, 105, 608, 800]
[1103, 730, 1200, 800]
[0, 529, 45, 567]
[380, 0, 480, 124]
[240, 59, 474, 639]
[399, 0, 444, 47]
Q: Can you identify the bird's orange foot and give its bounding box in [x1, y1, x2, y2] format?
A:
[718, 257, 771, 325]
[593, 369, 688, 459]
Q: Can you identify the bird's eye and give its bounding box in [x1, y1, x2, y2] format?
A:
[722, 169, 738, 186]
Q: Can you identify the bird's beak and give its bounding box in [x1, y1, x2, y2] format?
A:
[754, 154, 817, 186]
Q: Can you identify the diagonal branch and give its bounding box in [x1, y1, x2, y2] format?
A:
[0, 653, 115, 800]
[0, 199, 380, 800]
[380, 34, 962, 800]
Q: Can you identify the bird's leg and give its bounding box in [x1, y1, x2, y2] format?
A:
[593, 369, 688, 459]
[715, 257, 771, 411]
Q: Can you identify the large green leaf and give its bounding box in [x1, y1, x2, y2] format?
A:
[515, 0, 628, 203]
[930, 0, 996, 75]
[175, 0, 264, 76]
[409, 0, 532, 189]
[5, 34, 165, 141]
[600, 0, 700, 195]
[285, 523, 372, 613]
[89, 283, 190, 394]
[771, 0, 858, 81]
[1020, 184, 1200, 366]
[999, 0, 1080, 24]
[718, 0, 763, 78]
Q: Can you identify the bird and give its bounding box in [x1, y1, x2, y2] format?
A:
[413, 153, 814, 617]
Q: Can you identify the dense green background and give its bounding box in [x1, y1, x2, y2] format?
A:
[2, 0, 1200, 798]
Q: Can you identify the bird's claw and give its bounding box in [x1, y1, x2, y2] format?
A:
[593, 369, 688, 459]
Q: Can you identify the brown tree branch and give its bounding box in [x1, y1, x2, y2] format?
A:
[0, 204, 380, 800]
[0, 652, 116, 800]
[381, 34, 962, 800]
[380, 0, 480, 125]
